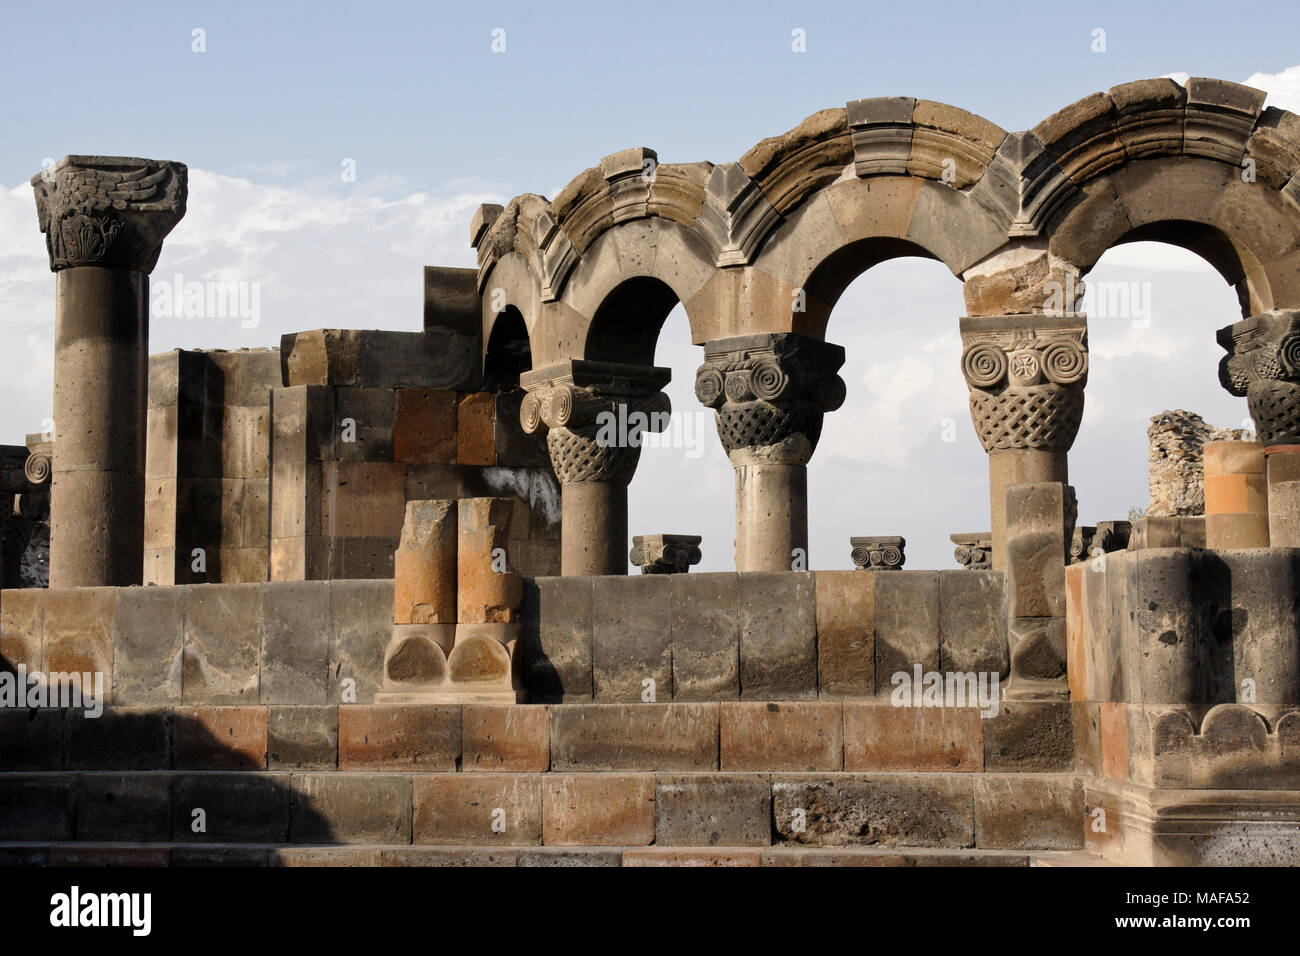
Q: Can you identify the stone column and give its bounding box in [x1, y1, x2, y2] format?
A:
[960, 315, 1087, 570]
[695, 333, 845, 572]
[1218, 310, 1300, 546]
[31, 156, 187, 587]
[520, 360, 670, 576]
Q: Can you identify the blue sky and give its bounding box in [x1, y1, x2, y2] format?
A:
[1, 1, 1296, 571]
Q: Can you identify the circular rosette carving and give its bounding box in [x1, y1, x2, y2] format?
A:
[694, 366, 725, 408]
[724, 369, 753, 403]
[550, 385, 576, 427]
[850, 544, 872, 568]
[961, 343, 1007, 389]
[749, 359, 790, 401]
[519, 393, 544, 434]
[879, 545, 903, 568]
[1041, 340, 1088, 385]
[1278, 332, 1300, 378]
[24, 453, 51, 485]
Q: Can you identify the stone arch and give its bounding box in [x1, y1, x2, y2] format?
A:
[483, 304, 532, 389]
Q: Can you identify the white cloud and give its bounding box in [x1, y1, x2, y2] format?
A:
[1245, 64, 1300, 113]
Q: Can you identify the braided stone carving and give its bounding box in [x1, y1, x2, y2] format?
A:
[31, 156, 187, 273]
[1218, 311, 1300, 445]
[696, 333, 846, 465]
[960, 316, 1088, 453]
[520, 360, 671, 485]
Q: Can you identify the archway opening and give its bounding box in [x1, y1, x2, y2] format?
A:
[483, 305, 532, 389]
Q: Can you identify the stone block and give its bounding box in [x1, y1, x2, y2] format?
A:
[64, 707, 171, 770]
[814, 571, 874, 698]
[338, 703, 460, 770]
[494, 390, 550, 468]
[412, 774, 543, 845]
[47, 847, 169, 867]
[542, 774, 655, 846]
[974, 776, 1083, 850]
[1219, 549, 1300, 720]
[1205, 473, 1268, 514]
[1100, 701, 1129, 781]
[171, 780, 291, 842]
[592, 575, 672, 701]
[289, 772, 412, 844]
[42, 587, 115, 699]
[738, 572, 817, 699]
[329, 579, 393, 705]
[268, 705, 339, 769]
[113, 585, 185, 705]
[1004, 483, 1070, 619]
[623, 848, 762, 867]
[404, 462, 463, 502]
[0, 774, 74, 840]
[1205, 512, 1271, 548]
[984, 701, 1074, 771]
[425, 265, 483, 335]
[670, 572, 740, 700]
[183, 583, 261, 704]
[394, 388, 458, 464]
[842, 703, 983, 771]
[551, 703, 719, 771]
[720, 701, 843, 771]
[516, 848, 623, 867]
[458, 392, 497, 466]
[273, 847, 383, 866]
[394, 499, 457, 625]
[874, 571, 940, 693]
[655, 773, 771, 847]
[270, 460, 323, 540]
[1203, 440, 1266, 478]
[321, 460, 407, 540]
[462, 704, 550, 771]
[520, 577, 593, 702]
[73, 773, 171, 842]
[261, 581, 330, 704]
[0, 588, 44, 672]
[1073, 701, 1101, 775]
[333, 386, 395, 461]
[1269, 480, 1300, 546]
[270, 384, 335, 463]
[772, 774, 975, 848]
[174, 705, 269, 769]
[458, 497, 523, 623]
[170, 847, 271, 866]
[938, 570, 1007, 677]
[0, 709, 64, 770]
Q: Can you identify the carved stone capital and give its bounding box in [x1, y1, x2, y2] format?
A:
[23, 434, 52, 486]
[950, 532, 992, 570]
[960, 315, 1087, 453]
[1218, 310, 1300, 445]
[31, 156, 187, 273]
[697, 333, 846, 466]
[850, 536, 905, 570]
[1069, 520, 1131, 564]
[520, 360, 671, 485]
[629, 534, 702, 574]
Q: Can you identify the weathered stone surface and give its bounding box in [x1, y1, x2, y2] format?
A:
[721, 701, 843, 771]
[772, 775, 975, 847]
[938, 570, 1007, 677]
[655, 773, 771, 847]
[843, 703, 983, 771]
[814, 570, 874, 697]
[42, 587, 115, 697]
[738, 572, 817, 699]
[1004, 484, 1070, 620]
[462, 704, 550, 771]
[74, 773, 172, 841]
[261, 582, 330, 704]
[458, 392, 497, 466]
[670, 572, 740, 700]
[333, 387, 394, 462]
[413, 774, 543, 845]
[338, 703, 460, 770]
[174, 705, 268, 769]
[329, 579, 392, 704]
[273, 846, 383, 866]
[64, 707, 171, 770]
[268, 705, 338, 769]
[113, 585, 185, 704]
[0, 708, 64, 770]
[172, 773, 290, 843]
[551, 703, 718, 771]
[1205, 512, 1271, 548]
[1147, 410, 1246, 516]
[974, 776, 1083, 849]
[458, 497, 522, 623]
[394, 388, 458, 464]
[380, 847, 518, 866]
[520, 577, 593, 702]
[170, 847, 271, 866]
[183, 583, 261, 704]
[289, 772, 412, 844]
[622, 848, 762, 867]
[394, 499, 457, 625]
[874, 571, 940, 692]
[516, 848, 623, 867]
[984, 701, 1074, 771]
[592, 574, 672, 701]
[0, 774, 74, 840]
[542, 774, 655, 846]
[0, 588, 43, 672]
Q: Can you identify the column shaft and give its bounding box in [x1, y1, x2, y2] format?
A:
[988, 448, 1068, 571]
[734, 462, 807, 571]
[561, 481, 628, 576]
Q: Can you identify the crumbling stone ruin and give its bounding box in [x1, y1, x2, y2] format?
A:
[5, 77, 1300, 867]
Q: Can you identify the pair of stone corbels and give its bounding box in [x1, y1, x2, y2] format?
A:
[380, 498, 524, 703]
[629, 534, 702, 574]
[1069, 521, 1132, 564]
[31, 156, 187, 588]
[850, 536, 905, 571]
[1218, 310, 1300, 445]
[951, 533, 992, 570]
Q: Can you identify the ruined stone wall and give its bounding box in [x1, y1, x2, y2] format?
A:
[1147, 410, 1245, 516]
[145, 348, 280, 584]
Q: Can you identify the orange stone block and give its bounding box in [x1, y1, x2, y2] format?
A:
[393, 499, 458, 625]
[1203, 440, 1265, 479]
[394, 389, 458, 464]
[1204, 473, 1268, 515]
[842, 702, 982, 771]
[462, 704, 550, 771]
[1066, 563, 1087, 702]
[457, 497, 523, 623]
[1100, 702, 1129, 781]
[720, 702, 843, 771]
[542, 774, 655, 846]
[174, 706, 269, 769]
[458, 392, 497, 466]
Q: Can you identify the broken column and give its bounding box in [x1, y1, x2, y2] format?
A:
[1203, 440, 1269, 548]
[31, 156, 187, 587]
[695, 333, 845, 572]
[960, 315, 1086, 571]
[1218, 310, 1300, 548]
[520, 360, 670, 576]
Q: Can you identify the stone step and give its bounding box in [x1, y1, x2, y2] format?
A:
[0, 770, 1085, 851]
[0, 699, 1075, 775]
[0, 842, 1095, 867]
